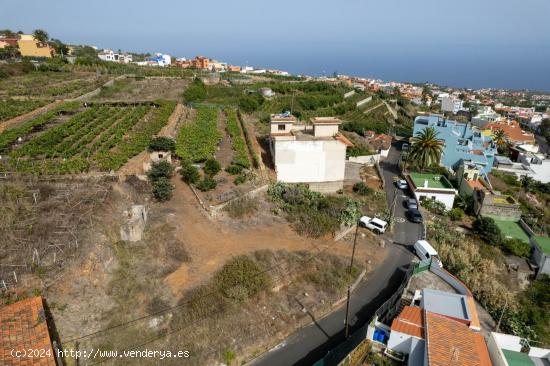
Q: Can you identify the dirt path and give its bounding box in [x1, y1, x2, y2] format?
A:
[0, 100, 64, 133]
[215, 110, 234, 167]
[158, 103, 184, 138]
[163, 178, 378, 295]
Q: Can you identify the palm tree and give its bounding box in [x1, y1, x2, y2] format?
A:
[492, 129, 508, 153]
[408, 127, 444, 170]
[32, 29, 49, 43]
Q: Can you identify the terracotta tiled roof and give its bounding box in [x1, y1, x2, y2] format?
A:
[466, 179, 485, 191]
[486, 120, 535, 143]
[390, 306, 424, 339]
[425, 312, 491, 366]
[336, 133, 354, 147]
[0, 297, 56, 366]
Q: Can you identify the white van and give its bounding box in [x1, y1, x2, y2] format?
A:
[413, 240, 443, 267]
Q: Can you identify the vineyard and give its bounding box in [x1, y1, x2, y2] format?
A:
[0, 71, 110, 98]
[0, 100, 176, 174]
[225, 109, 250, 168]
[0, 99, 52, 123]
[176, 105, 222, 162]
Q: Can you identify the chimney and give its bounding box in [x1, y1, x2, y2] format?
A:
[424, 180, 429, 188]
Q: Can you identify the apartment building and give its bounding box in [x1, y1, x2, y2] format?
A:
[413, 115, 497, 175]
[17, 34, 55, 58]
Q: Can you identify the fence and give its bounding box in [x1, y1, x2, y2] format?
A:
[314, 264, 415, 366]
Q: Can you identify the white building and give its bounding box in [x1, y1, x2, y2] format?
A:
[97, 49, 133, 63]
[441, 96, 464, 114]
[148, 53, 171, 66]
[405, 172, 458, 210]
[269, 115, 352, 193]
[487, 332, 550, 366]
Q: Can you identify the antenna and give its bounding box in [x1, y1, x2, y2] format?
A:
[448, 347, 460, 365]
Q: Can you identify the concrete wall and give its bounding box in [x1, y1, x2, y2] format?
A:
[308, 180, 343, 193]
[313, 124, 339, 137]
[274, 139, 346, 184]
[348, 154, 380, 165]
[531, 243, 550, 278]
[487, 333, 509, 366]
[356, 96, 372, 107]
[387, 331, 425, 366]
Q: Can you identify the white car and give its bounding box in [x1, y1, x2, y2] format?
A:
[359, 216, 388, 234]
[396, 179, 408, 190]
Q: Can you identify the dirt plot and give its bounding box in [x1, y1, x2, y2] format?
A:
[1, 173, 388, 365]
[92, 77, 190, 102]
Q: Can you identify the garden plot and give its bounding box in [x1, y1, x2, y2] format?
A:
[0, 99, 53, 124]
[0, 101, 176, 174]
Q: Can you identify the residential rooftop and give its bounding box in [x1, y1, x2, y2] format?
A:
[502, 349, 536, 366]
[425, 312, 492, 366]
[310, 117, 342, 125]
[0, 297, 56, 366]
[485, 215, 531, 243]
[421, 289, 471, 323]
[390, 306, 424, 339]
[533, 236, 550, 256]
[409, 172, 455, 190]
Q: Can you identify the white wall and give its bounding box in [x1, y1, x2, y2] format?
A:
[415, 191, 456, 210]
[348, 154, 380, 165]
[387, 331, 413, 354]
[274, 139, 346, 183]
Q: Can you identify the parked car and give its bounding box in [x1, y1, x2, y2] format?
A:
[413, 240, 443, 267]
[396, 179, 408, 190]
[406, 208, 423, 223]
[405, 198, 418, 210]
[359, 216, 388, 234]
[402, 143, 409, 151]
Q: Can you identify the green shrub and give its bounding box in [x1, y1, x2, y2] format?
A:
[183, 78, 207, 102]
[234, 174, 246, 185]
[353, 182, 373, 196]
[503, 238, 531, 258]
[214, 255, 271, 301]
[238, 94, 264, 113]
[473, 216, 503, 246]
[203, 158, 221, 176]
[196, 178, 217, 191]
[224, 196, 258, 218]
[225, 164, 243, 175]
[147, 160, 174, 182]
[267, 182, 361, 237]
[152, 177, 173, 201]
[180, 163, 200, 184]
[149, 136, 175, 152]
[448, 208, 464, 221]
[420, 197, 447, 215]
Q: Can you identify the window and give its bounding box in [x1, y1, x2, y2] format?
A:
[278, 124, 285, 131]
[158, 154, 164, 159]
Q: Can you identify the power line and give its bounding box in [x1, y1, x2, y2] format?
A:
[88, 241, 343, 365]
[63, 239, 331, 343]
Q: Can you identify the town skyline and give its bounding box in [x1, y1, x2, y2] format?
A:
[1, 0, 550, 91]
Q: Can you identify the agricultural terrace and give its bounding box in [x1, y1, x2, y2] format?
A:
[176, 105, 221, 162]
[225, 108, 250, 168]
[0, 71, 110, 99]
[0, 99, 52, 123]
[0, 101, 176, 174]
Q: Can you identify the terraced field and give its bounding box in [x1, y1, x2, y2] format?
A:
[0, 101, 176, 174]
[0, 71, 110, 99]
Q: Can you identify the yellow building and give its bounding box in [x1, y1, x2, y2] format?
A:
[17, 34, 54, 58]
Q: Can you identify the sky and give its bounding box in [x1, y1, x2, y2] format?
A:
[2, 0, 550, 91]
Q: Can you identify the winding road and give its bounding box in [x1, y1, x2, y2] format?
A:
[251, 141, 421, 366]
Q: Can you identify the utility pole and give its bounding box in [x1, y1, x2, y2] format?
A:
[344, 286, 351, 339]
[348, 222, 359, 274]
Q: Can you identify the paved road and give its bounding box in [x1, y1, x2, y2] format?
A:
[252, 141, 421, 366]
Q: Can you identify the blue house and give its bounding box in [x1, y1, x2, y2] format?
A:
[413, 115, 497, 175]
